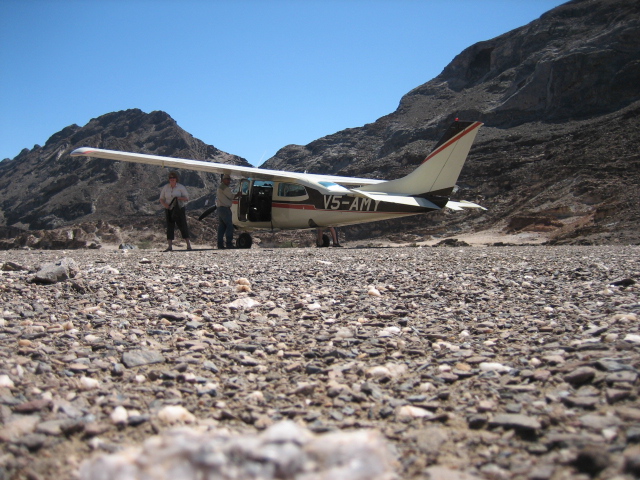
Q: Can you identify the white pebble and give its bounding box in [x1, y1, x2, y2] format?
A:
[157, 405, 196, 424]
[385, 363, 407, 378]
[624, 334, 640, 344]
[111, 406, 128, 424]
[366, 363, 407, 378]
[397, 405, 434, 419]
[418, 382, 435, 392]
[366, 366, 391, 378]
[197, 382, 219, 395]
[378, 326, 401, 337]
[602, 427, 618, 442]
[477, 400, 496, 412]
[80, 376, 100, 390]
[227, 298, 261, 310]
[247, 391, 265, 404]
[334, 328, 353, 340]
[0, 375, 14, 388]
[479, 362, 512, 373]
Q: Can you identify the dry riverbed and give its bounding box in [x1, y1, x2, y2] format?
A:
[1, 245, 639, 479]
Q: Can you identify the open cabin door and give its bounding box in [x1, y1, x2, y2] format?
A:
[237, 179, 273, 223]
[238, 179, 251, 221]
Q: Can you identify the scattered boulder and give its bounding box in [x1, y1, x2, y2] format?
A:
[78, 421, 396, 480]
[433, 238, 470, 248]
[30, 257, 79, 284]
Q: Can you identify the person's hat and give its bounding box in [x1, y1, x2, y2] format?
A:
[222, 174, 231, 180]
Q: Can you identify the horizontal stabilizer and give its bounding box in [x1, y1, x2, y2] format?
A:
[445, 200, 486, 211]
[352, 190, 441, 210]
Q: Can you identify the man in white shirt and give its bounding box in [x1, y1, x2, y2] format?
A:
[216, 174, 235, 249]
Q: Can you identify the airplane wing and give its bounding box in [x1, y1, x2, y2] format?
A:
[70, 147, 385, 187]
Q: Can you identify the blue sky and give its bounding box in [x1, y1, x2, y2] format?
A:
[1, 0, 566, 165]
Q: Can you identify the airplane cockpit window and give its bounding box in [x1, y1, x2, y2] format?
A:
[278, 183, 307, 198]
[318, 181, 350, 193]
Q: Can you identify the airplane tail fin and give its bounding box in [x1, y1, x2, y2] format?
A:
[357, 120, 482, 198]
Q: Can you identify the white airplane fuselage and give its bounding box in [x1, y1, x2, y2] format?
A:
[231, 178, 436, 232]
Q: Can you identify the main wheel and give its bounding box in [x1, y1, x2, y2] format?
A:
[317, 234, 330, 248]
[237, 233, 253, 249]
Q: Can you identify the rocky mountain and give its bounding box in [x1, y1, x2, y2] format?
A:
[1, 0, 639, 247]
[0, 109, 249, 231]
[263, 0, 640, 244]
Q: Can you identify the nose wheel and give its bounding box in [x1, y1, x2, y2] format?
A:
[237, 233, 253, 249]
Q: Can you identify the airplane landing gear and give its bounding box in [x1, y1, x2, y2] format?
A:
[317, 234, 330, 248]
[237, 233, 253, 249]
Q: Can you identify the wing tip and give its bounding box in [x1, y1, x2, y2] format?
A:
[70, 147, 95, 157]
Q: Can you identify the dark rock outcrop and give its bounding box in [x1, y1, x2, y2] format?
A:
[262, 0, 640, 244]
[0, 217, 218, 251]
[0, 109, 249, 230]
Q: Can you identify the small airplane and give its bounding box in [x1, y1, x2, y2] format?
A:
[70, 120, 485, 248]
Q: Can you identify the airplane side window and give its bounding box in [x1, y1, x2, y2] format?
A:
[278, 183, 307, 198]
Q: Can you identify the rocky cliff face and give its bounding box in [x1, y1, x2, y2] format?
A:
[0, 109, 249, 230]
[262, 0, 640, 244]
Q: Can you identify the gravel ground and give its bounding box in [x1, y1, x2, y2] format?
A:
[1, 245, 639, 480]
